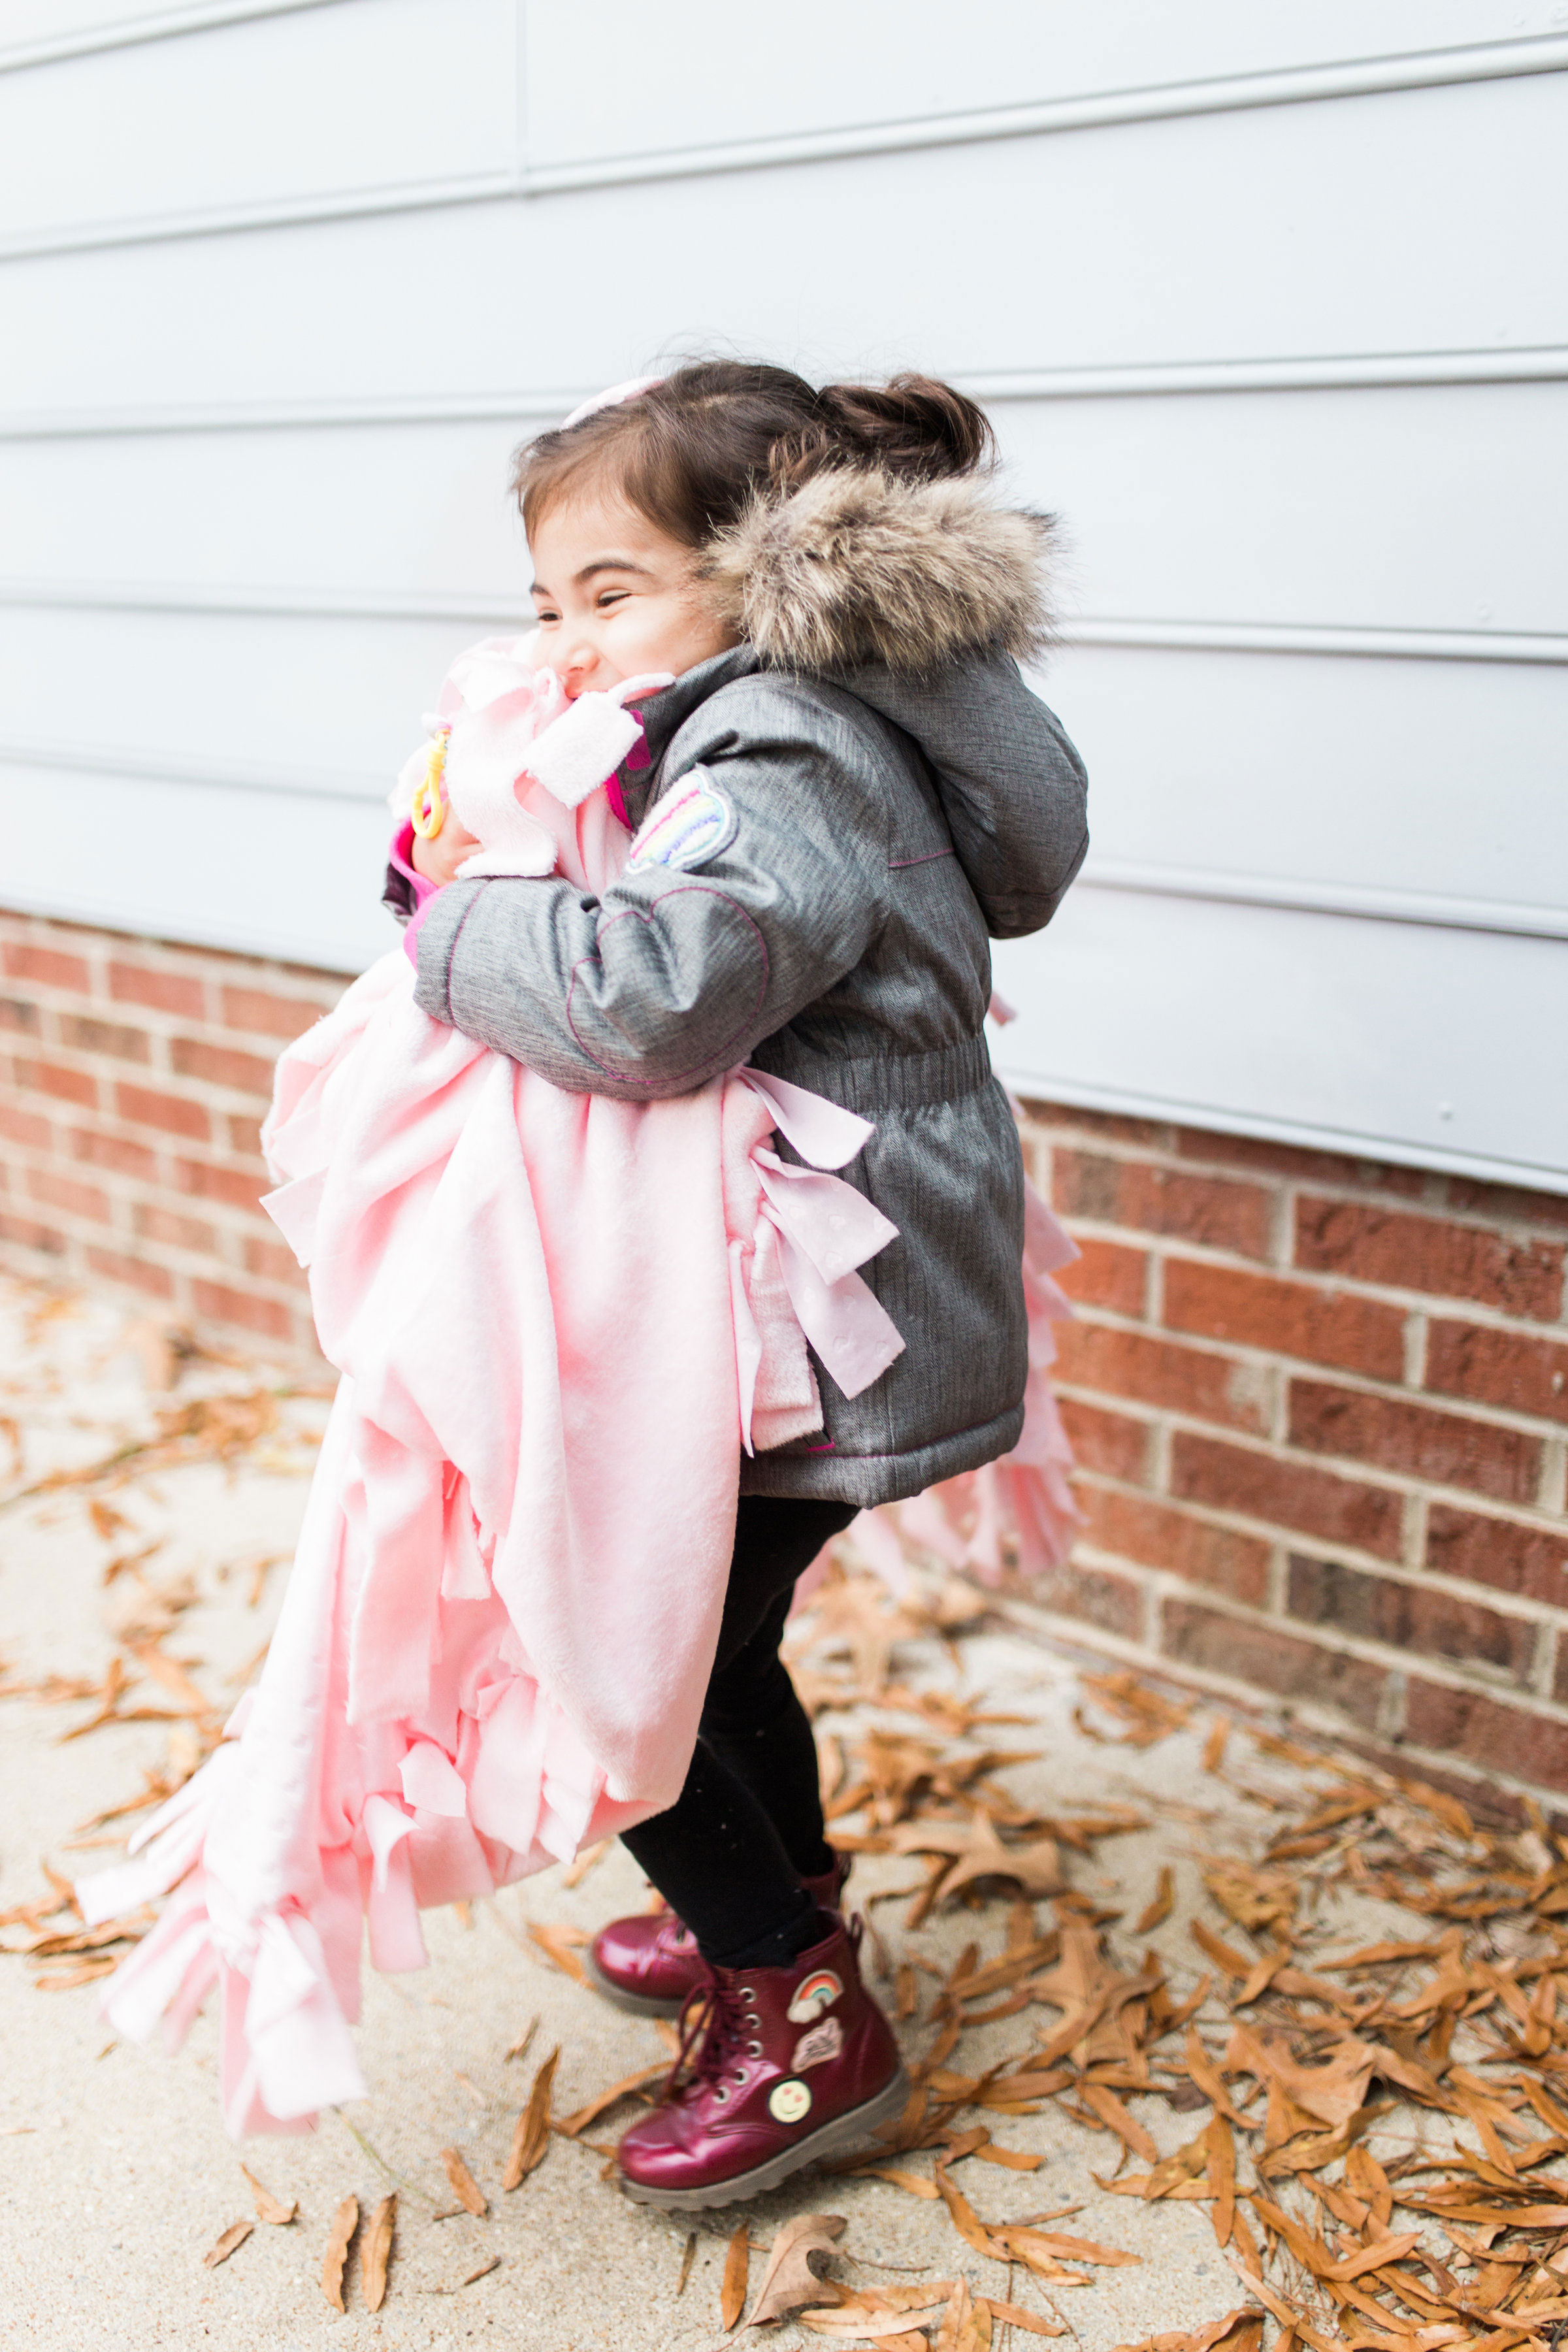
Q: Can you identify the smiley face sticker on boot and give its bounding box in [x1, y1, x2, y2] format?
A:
[768, 2078, 813, 2125]
[786, 1969, 843, 2024]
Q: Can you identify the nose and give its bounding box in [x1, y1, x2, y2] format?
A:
[557, 636, 600, 696]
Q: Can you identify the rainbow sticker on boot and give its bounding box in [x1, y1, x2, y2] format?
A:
[768, 2079, 813, 2125]
[787, 1969, 842, 2024]
[792, 2017, 843, 2073]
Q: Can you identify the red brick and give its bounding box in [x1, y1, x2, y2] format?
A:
[116, 1083, 210, 1142]
[1169, 1431, 1405, 1560]
[25, 1168, 110, 1224]
[220, 985, 331, 1041]
[1295, 1197, 1564, 1320]
[1053, 1150, 1273, 1260]
[169, 1037, 277, 1098]
[1173, 1130, 1408, 1188]
[1032, 1554, 1147, 1641]
[243, 1234, 306, 1286]
[174, 1156, 266, 1213]
[134, 1203, 217, 1254]
[70, 1126, 158, 1182]
[3, 941, 90, 992]
[14, 1057, 97, 1109]
[85, 1246, 172, 1299]
[56, 1014, 150, 1062]
[1163, 1259, 1405, 1380]
[1079, 1486, 1270, 1604]
[1444, 1175, 1568, 1233]
[1056, 1321, 1269, 1433]
[1160, 1600, 1389, 1731]
[1426, 1319, 1568, 1426]
[1405, 1680, 1568, 1792]
[1058, 1397, 1151, 1484]
[1057, 1237, 1147, 1318]
[0, 1101, 52, 1152]
[1286, 1554, 1538, 1684]
[1553, 1644, 1568, 1707]
[1426, 1505, 1568, 1605]
[227, 1113, 265, 1159]
[0, 1211, 66, 1256]
[1289, 1380, 1541, 1507]
[108, 960, 205, 1019]
[191, 1279, 293, 1342]
[0, 995, 41, 1035]
[1018, 1099, 1169, 1148]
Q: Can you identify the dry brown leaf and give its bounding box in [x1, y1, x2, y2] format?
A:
[527, 1920, 589, 1985]
[936, 2167, 1007, 2259]
[982, 2301, 1066, 2338]
[459, 2255, 500, 2287]
[321, 2195, 358, 2311]
[1078, 2081, 1159, 2163]
[555, 2059, 666, 2139]
[440, 2146, 487, 2216]
[203, 2219, 253, 2268]
[240, 2164, 296, 2225]
[933, 2274, 983, 2352]
[1141, 2129, 1211, 2200]
[1207, 2115, 1237, 2248]
[745, 2213, 847, 2327]
[676, 2232, 698, 2298]
[361, 2193, 395, 2313]
[722, 2223, 750, 2328]
[1137, 1867, 1175, 1935]
[502, 2046, 558, 2187]
[888, 1814, 1062, 1903]
[998, 2228, 1139, 2269]
[1203, 1718, 1230, 1774]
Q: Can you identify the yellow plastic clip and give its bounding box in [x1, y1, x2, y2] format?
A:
[410, 728, 449, 838]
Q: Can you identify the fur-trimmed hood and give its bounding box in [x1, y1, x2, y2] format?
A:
[700, 467, 1056, 675]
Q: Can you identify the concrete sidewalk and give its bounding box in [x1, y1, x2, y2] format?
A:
[0, 1275, 1472, 2352]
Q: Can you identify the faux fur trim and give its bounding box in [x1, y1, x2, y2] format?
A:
[700, 468, 1056, 674]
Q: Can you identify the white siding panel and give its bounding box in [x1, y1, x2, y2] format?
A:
[0, 0, 515, 242]
[1046, 645, 1568, 918]
[523, 0, 1564, 164]
[5, 380, 1561, 635]
[0, 423, 530, 597]
[992, 892, 1568, 1187]
[0, 606, 472, 800]
[1006, 384, 1568, 636]
[6, 757, 397, 970]
[3, 75, 1564, 418]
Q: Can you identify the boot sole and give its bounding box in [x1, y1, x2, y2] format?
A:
[583, 1949, 685, 2020]
[618, 2063, 912, 2211]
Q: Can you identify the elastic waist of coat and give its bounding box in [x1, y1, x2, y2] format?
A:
[748, 1030, 993, 1113]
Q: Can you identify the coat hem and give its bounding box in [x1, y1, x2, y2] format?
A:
[737, 1403, 1026, 1508]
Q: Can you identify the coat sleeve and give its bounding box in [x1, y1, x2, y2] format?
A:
[410, 687, 889, 1100]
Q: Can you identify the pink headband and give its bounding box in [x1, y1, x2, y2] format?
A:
[559, 375, 664, 431]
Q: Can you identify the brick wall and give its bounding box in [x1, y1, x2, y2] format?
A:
[6, 907, 1568, 1803]
[1021, 1100, 1568, 1806]
[0, 909, 338, 1354]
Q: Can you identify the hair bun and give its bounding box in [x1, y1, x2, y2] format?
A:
[812, 374, 994, 483]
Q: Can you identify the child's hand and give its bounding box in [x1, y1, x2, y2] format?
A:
[411, 813, 481, 886]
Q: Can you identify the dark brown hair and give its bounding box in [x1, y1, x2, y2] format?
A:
[513, 359, 994, 547]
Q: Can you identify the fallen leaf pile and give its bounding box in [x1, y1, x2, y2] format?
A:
[774, 1563, 1568, 2352]
[10, 1284, 1568, 2348]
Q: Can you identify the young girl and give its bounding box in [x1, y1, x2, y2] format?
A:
[395, 361, 1088, 2206]
[87, 361, 1087, 2214]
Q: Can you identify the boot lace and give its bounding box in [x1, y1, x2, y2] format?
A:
[664, 1974, 761, 2107]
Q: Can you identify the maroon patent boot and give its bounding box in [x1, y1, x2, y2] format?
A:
[587, 1854, 849, 2019]
[616, 1910, 909, 2208]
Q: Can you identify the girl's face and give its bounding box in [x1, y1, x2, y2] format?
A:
[528, 489, 738, 698]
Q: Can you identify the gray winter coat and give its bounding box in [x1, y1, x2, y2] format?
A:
[400, 469, 1088, 1507]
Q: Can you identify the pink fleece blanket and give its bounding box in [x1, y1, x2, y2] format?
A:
[78, 642, 904, 2136]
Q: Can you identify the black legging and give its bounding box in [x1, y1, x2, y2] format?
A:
[619, 1495, 856, 1964]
